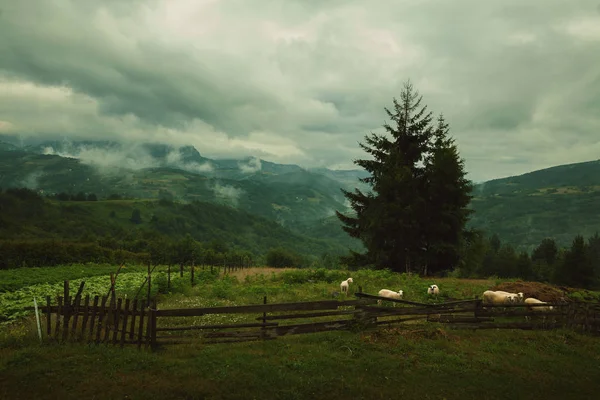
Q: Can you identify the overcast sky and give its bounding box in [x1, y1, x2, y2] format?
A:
[0, 0, 599, 182]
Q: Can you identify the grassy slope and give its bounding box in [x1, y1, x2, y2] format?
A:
[2, 328, 599, 400]
[0, 196, 351, 257]
[469, 160, 600, 251]
[1, 267, 600, 399]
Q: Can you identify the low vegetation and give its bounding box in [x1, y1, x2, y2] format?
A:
[1, 266, 600, 399]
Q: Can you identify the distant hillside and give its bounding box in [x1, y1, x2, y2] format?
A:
[469, 160, 600, 252]
[0, 190, 356, 258]
[0, 140, 364, 227]
[5, 138, 600, 254]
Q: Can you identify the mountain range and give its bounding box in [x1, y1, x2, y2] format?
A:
[1, 137, 599, 254]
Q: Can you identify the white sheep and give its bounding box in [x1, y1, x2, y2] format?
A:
[340, 278, 353, 295]
[524, 297, 553, 312]
[482, 290, 511, 305]
[427, 284, 440, 296]
[524, 297, 554, 322]
[493, 290, 522, 303]
[377, 289, 404, 306]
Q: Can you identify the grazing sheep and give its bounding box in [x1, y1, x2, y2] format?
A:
[340, 278, 353, 295]
[377, 289, 404, 306]
[482, 290, 511, 305]
[427, 284, 440, 296]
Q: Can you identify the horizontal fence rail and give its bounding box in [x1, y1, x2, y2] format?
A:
[26, 285, 600, 350]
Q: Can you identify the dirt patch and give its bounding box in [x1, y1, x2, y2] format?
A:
[361, 327, 455, 345]
[491, 281, 568, 302]
[225, 267, 295, 281]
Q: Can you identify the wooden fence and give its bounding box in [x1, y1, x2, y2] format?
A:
[29, 288, 600, 350]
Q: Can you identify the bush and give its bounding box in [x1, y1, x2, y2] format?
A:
[266, 247, 302, 268]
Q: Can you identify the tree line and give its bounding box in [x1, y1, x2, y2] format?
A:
[0, 235, 256, 270]
[459, 231, 600, 289]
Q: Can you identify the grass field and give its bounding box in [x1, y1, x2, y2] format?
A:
[1, 265, 600, 399]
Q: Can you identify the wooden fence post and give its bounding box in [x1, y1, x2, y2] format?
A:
[147, 300, 157, 351]
[191, 261, 195, 287]
[54, 296, 63, 340]
[62, 281, 71, 341]
[167, 264, 171, 289]
[45, 296, 52, 338]
[147, 263, 152, 305]
[261, 296, 267, 340]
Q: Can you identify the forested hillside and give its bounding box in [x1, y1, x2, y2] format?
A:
[468, 160, 600, 252]
[0, 188, 358, 269]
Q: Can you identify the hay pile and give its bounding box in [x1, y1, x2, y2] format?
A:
[492, 281, 567, 302]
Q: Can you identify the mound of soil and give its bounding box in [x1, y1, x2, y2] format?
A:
[492, 281, 567, 303]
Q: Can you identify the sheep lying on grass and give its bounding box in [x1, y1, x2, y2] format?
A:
[524, 297, 554, 321]
[482, 290, 512, 305]
[340, 278, 353, 296]
[427, 284, 439, 296]
[377, 289, 404, 306]
[524, 297, 553, 311]
[493, 290, 522, 303]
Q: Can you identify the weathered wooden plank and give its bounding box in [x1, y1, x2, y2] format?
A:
[449, 322, 551, 330]
[129, 299, 138, 340]
[88, 296, 100, 340]
[266, 319, 352, 337]
[103, 293, 116, 343]
[45, 296, 52, 338]
[95, 296, 108, 344]
[482, 302, 568, 308]
[62, 290, 71, 342]
[79, 295, 91, 340]
[137, 301, 146, 349]
[475, 310, 566, 318]
[376, 316, 428, 325]
[155, 299, 371, 317]
[354, 292, 433, 307]
[74, 281, 85, 302]
[147, 300, 157, 350]
[202, 331, 263, 339]
[111, 298, 123, 344]
[258, 309, 359, 321]
[430, 316, 495, 323]
[54, 296, 62, 340]
[203, 337, 276, 345]
[120, 299, 131, 348]
[70, 293, 82, 338]
[360, 305, 478, 317]
[156, 322, 278, 332]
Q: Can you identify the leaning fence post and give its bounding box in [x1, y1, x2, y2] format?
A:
[33, 297, 42, 343]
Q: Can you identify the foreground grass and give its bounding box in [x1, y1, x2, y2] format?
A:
[2, 266, 600, 399]
[1, 321, 600, 400]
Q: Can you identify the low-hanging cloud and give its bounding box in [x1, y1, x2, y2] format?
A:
[238, 157, 262, 174]
[0, 0, 599, 182]
[18, 170, 45, 190]
[210, 182, 244, 207]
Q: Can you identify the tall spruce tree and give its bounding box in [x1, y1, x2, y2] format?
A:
[420, 115, 473, 275]
[336, 81, 473, 274]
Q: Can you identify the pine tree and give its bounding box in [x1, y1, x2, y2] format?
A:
[555, 235, 594, 288]
[420, 114, 473, 275]
[336, 81, 472, 273]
